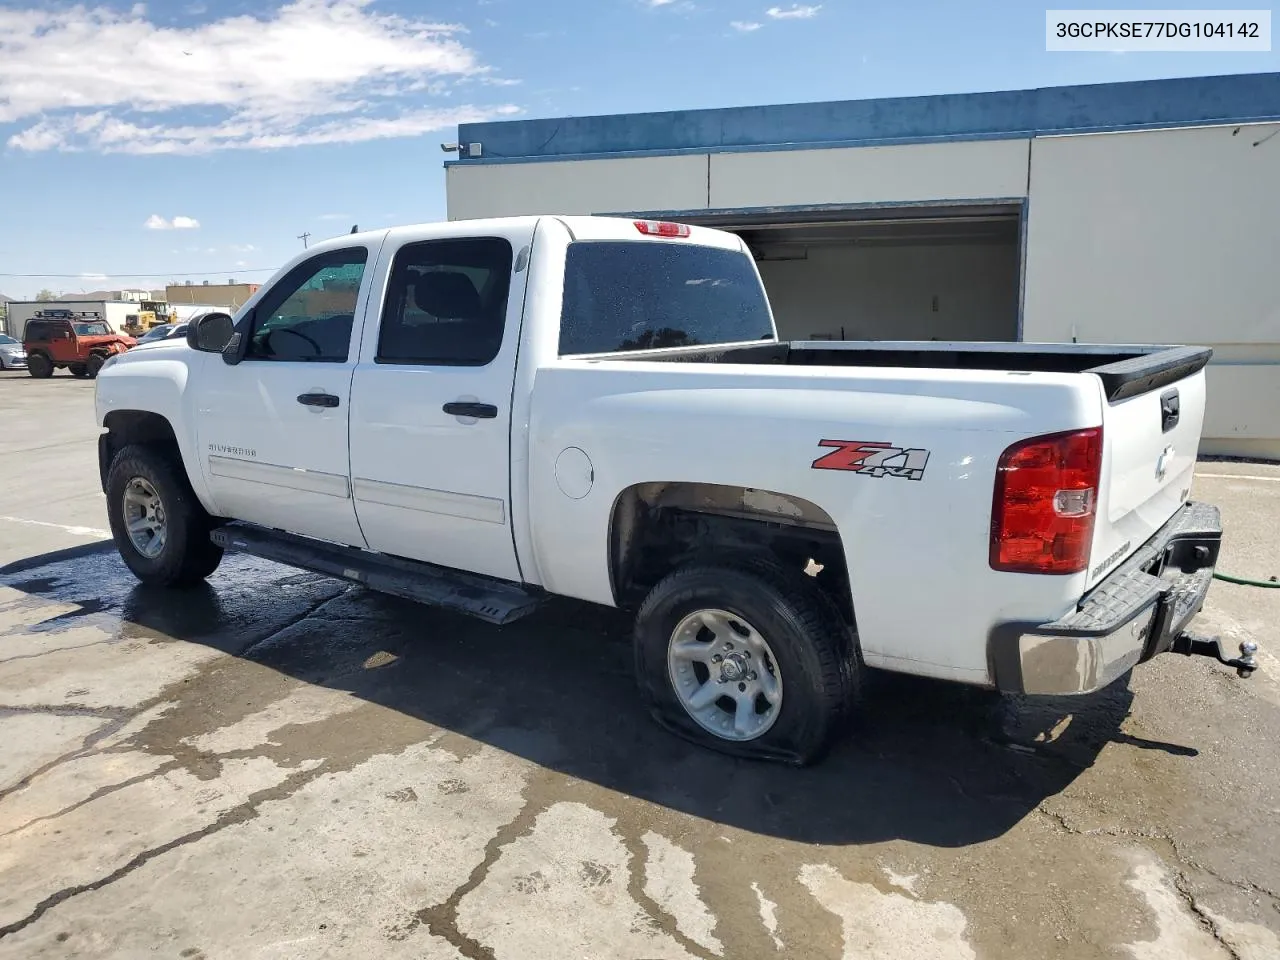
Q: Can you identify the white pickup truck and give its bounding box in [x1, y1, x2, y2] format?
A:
[94, 215, 1255, 764]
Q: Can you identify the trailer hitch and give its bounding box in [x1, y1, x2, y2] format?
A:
[1173, 633, 1260, 678]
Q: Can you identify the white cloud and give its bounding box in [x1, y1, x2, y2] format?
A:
[766, 4, 822, 19]
[1, 0, 520, 154]
[317, 213, 351, 221]
[731, 20, 763, 31]
[145, 214, 200, 230]
[647, 0, 679, 5]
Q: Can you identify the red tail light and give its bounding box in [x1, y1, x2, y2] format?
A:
[990, 427, 1103, 575]
[634, 219, 691, 238]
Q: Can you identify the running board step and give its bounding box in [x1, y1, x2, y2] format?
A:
[210, 523, 542, 626]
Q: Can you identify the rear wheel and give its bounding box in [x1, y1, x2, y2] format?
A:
[27, 353, 53, 378]
[85, 353, 105, 379]
[69, 363, 89, 378]
[106, 444, 223, 587]
[633, 556, 858, 765]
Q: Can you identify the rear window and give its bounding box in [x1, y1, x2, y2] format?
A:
[558, 241, 774, 355]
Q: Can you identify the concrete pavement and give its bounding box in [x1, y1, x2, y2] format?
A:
[1, 372, 1278, 959]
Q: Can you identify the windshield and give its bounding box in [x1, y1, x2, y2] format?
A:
[558, 241, 774, 355]
[74, 322, 110, 336]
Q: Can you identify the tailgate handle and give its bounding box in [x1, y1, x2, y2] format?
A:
[1160, 389, 1180, 433]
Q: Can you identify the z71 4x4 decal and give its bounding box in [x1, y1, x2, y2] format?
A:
[811, 440, 931, 481]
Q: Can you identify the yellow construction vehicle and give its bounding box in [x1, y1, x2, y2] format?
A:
[123, 300, 178, 336]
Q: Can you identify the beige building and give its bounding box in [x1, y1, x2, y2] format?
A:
[446, 73, 1280, 460]
[167, 281, 260, 310]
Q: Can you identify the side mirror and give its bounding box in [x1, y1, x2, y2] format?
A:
[186, 313, 235, 353]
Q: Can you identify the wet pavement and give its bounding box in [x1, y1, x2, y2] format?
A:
[1, 374, 1279, 958]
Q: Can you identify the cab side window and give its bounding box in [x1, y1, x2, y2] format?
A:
[376, 237, 513, 367]
[246, 248, 369, 362]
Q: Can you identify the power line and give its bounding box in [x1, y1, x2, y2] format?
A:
[0, 267, 280, 279]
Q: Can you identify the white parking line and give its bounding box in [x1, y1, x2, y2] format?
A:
[1196, 473, 1280, 483]
[0, 516, 110, 538]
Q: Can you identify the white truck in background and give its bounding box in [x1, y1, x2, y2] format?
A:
[93, 215, 1256, 764]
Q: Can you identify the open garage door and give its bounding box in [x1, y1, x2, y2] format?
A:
[677, 204, 1023, 344]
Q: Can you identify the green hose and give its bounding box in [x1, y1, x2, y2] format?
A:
[1214, 571, 1280, 588]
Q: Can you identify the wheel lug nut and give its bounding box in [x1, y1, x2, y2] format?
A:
[747, 672, 757, 681]
[711, 654, 723, 663]
[724, 643, 734, 651]
[742, 650, 751, 658]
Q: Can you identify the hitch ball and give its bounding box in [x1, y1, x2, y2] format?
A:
[1238, 641, 1259, 678]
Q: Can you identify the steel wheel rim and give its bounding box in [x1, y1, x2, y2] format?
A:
[122, 477, 167, 559]
[667, 608, 783, 742]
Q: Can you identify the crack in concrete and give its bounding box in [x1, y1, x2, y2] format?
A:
[0, 760, 182, 838]
[414, 782, 549, 960]
[0, 707, 134, 804]
[0, 704, 127, 720]
[0, 761, 332, 941]
[1171, 870, 1245, 960]
[0, 639, 111, 665]
[234, 589, 353, 659]
[618, 827, 719, 960]
[1035, 806, 1280, 910]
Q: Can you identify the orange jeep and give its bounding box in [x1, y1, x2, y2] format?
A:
[23, 313, 137, 379]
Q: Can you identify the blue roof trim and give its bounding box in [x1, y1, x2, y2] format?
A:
[452, 72, 1280, 165]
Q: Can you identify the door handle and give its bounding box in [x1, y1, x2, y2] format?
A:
[443, 401, 498, 419]
[297, 392, 340, 408]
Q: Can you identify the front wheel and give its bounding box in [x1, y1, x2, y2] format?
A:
[69, 363, 88, 378]
[106, 444, 224, 587]
[633, 557, 859, 765]
[85, 353, 105, 378]
[27, 353, 53, 378]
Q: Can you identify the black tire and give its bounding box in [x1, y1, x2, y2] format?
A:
[106, 444, 224, 587]
[69, 363, 89, 378]
[85, 353, 105, 379]
[633, 555, 859, 765]
[27, 353, 53, 378]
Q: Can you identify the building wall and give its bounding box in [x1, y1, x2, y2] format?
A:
[7, 300, 159, 337]
[760, 242, 1020, 342]
[167, 283, 260, 309]
[445, 119, 1280, 459]
[447, 154, 709, 221]
[1022, 123, 1280, 459]
[447, 140, 1031, 220]
[709, 139, 1029, 208]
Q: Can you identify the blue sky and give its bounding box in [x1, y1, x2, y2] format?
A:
[0, 0, 1276, 299]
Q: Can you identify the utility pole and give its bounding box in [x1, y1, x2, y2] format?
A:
[297, 231, 311, 249]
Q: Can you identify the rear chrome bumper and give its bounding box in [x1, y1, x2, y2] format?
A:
[989, 501, 1224, 695]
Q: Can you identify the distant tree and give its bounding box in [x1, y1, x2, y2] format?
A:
[35, 288, 56, 301]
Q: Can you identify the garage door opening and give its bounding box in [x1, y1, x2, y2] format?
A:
[681, 205, 1023, 344]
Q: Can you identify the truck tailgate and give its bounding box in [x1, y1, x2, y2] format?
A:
[1087, 353, 1210, 589]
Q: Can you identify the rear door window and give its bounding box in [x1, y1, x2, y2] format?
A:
[376, 237, 513, 366]
[558, 241, 774, 355]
